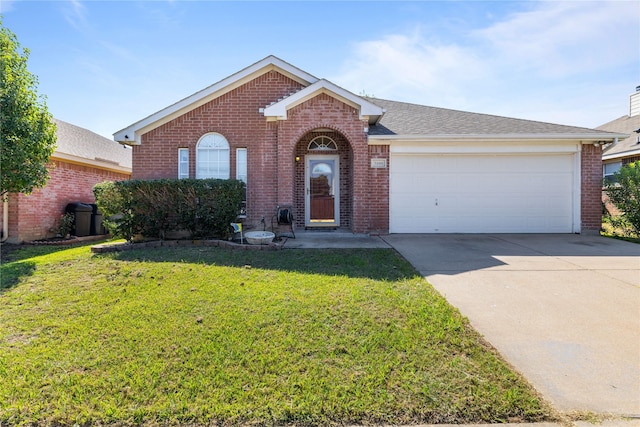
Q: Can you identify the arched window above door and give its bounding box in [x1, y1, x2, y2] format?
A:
[308, 136, 337, 151]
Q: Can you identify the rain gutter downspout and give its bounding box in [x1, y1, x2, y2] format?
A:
[1, 194, 8, 243]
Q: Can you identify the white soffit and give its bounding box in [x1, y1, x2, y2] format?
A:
[603, 147, 640, 160]
[262, 79, 384, 124]
[114, 56, 319, 144]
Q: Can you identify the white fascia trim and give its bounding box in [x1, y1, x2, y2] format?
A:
[51, 152, 132, 174]
[387, 140, 581, 155]
[114, 55, 319, 144]
[368, 133, 628, 144]
[573, 147, 581, 234]
[263, 79, 384, 123]
[603, 147, 640, 161]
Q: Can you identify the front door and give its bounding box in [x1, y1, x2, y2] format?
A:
[306, 155, 339, 227]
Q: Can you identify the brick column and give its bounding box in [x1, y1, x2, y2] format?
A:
[366, 144, 390, 234]
[581, 143, 603, 234]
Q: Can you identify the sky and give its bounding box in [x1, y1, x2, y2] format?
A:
[1, 0, 639, 140]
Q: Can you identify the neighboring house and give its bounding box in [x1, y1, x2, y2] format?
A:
[115, 56, 624, 235]
[597, 87, 640, 182]
[1, 119, 132, 243]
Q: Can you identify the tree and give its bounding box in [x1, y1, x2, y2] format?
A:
[603, 161, 640, 235]
[0, 21, 56, 197]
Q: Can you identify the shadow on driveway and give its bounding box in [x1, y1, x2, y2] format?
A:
[383, 234, 640, 416]
[383, 233, 640, 279]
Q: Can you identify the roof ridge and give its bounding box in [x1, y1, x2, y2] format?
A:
[54, 118, 114, 143]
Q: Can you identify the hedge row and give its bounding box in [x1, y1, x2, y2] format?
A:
[93, 179, 245, 242]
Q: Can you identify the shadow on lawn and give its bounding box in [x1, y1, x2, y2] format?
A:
[0, 261, 36, 294]
[108, 247, 419, 281]
[1, 242, 91, 263]
[0, 241, 109, 294]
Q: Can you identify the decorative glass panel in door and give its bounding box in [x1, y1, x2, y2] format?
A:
[306, 155, 339, 227]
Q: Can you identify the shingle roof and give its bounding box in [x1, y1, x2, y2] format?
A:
[54, 119, 132, 171]
[597, 114, 640, 158]
[368, 98, 621, 138]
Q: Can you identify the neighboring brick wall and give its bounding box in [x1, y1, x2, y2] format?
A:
[622, 155, 640, 165]
[3, 160, 130, 243]
[581, 144, 604, 233]
[0, 193, 19, 241]
[603, 156, 640, 217]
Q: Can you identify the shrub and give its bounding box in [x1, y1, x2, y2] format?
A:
[190, 179, 246, 238]
[49, 212, 74, 238]
[94, 179, 245, 241]
[129, 179, 178, 240]
[603, 161, 640, 236]
[93, 181, 139, 242]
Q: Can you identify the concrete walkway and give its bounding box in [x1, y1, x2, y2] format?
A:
[282, 230, 391, 249]
[382, 234, 640, 417]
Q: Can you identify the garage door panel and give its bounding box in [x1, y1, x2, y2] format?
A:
[390, 154, 575, 233]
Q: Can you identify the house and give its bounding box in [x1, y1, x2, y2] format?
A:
[114, 56, 624, 235]
[597, 86, 640, 181]
[1, 119, 132, 243]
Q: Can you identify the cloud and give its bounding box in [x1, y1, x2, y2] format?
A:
[475, 1, 639, 78]
[62, 0, 89, 31]
[0, 0, 16, 13]
[332, 1, 639, 127]
[333, 31, 486, 108]
[76, 58, 121, 89]
[100, 41, 140, 65]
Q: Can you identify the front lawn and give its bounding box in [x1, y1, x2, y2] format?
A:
[0, 243, 553, 426]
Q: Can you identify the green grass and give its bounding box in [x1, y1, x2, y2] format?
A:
[0, 243, 553, 426]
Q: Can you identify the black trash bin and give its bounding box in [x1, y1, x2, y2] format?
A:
[65, 202, 92, 237]
[90, 204, 105, 235]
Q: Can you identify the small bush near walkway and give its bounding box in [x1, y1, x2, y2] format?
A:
[0, 244, 554, 426]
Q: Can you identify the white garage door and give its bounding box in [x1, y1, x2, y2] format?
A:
[390, 154, 575, 233]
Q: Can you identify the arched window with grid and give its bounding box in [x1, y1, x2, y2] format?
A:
[308, 136, 337, 151]
[196, 133, 230, 179]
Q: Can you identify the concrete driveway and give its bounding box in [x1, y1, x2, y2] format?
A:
[382, 234, 640, 416]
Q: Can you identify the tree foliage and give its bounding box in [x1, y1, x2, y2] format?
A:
[603, 161, 640, 235]
[0, 21, 56, 196]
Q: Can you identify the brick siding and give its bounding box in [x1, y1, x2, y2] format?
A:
[134, 71, 388, 234]
[278, 93, 371, 232]
[2, 160, 130, 242]
[367, 144, 390, 235]
[127, 68, 600, 236]
[581, 144, 604, 233]
[622, 155, 640, 165]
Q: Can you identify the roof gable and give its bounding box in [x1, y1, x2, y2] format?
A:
[598, 114, 640, 160]
[262, 79, 384, 125]
[114, 56, 319, 144]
